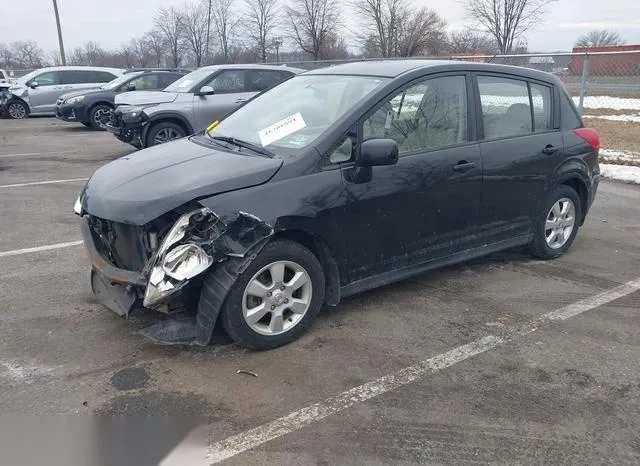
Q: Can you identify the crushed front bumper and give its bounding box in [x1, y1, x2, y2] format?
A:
[106, 109, 145, 148]
[55, 103, 89, 122]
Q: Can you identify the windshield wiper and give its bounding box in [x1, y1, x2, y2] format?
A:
[209, 136, 275, 158]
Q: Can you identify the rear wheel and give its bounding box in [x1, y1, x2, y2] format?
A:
[89, 104, 113, 130]
[529, 185, 582, 260]
[210, 240, 325, 350]
[6, 100, 29, 119]
[146, 121, 186, 147]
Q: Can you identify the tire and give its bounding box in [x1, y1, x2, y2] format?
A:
[214, 239, 325, 350]
[6, 99, 29, 119]
[89, 104, 113, 130]
[529, 185, 582, 260]
[146, 121, 186, 147]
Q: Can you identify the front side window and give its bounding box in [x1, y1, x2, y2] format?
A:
[128, 74, 160, 91]
[31, 71, 59, 86]
[205, 70, 246, 93]
[164, 68, 217, 93]
[362, 75, 468, 155]
[250, 70, 290, 91]
[207, 74, 389, 157]
[477, 76, 532, 139]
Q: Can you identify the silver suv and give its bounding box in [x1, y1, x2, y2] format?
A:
[7, 66, 123, 117]
[107, 64, 305, 148]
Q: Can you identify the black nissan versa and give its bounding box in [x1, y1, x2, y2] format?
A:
[75, 60, 600, 350]
[55, 69, 189, 130]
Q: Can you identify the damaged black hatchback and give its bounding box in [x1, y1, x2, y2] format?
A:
[76, 60, 600, 350]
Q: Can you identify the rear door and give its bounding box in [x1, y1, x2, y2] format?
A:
[248, 69, 293, 96]
[27, 71, 62, 113]
[474, 73, 562, 244]
[192, 69, 251, 131]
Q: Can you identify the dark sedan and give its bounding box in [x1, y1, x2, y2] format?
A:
[55, 69, 188, 129]
[75, 60, 600, 350]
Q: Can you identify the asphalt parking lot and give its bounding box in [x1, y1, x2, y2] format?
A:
[1, 117, 640, 465]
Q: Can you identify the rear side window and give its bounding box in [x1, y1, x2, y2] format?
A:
[477, 76, 532, 139]
[159, 73, 183, 88]
[60, 70, 104, 84]
[127, 74, 160, 90]
[530, 83, 552, 132]
[94, 71, 117, 83]
[249, 70, 289, 91]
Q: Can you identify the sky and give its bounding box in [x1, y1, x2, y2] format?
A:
[1, 0, 640, 56]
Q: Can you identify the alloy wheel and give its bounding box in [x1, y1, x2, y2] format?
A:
[93, 107, 113, 129]
[241, 260, 313, 336]
[545, 198, 576, 249]
[8, 102, 26, 119]
[154, 128, 181, 144]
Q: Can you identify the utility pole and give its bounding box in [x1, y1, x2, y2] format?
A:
[52, 0, 66, 65]
[205, 0, 212, 64]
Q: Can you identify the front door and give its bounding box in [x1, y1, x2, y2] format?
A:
[341, 74, 483, 283]
[474, 74, 563, 244]
[27, 71, 62, 114]
[192, 69, 253, 132]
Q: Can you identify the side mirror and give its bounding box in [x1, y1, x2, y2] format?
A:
[29, 81, 39, 89]
[124, 83, 136, 91]
[197, 85, 215, 96]
[357, 138, 399, 167]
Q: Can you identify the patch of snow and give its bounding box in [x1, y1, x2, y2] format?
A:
[600, 149, 640, 161]
[1, 361, 54, 384]
[600, 164, 640, 184]
[583, 114, 640, 123]
[573, 96, 640, 111]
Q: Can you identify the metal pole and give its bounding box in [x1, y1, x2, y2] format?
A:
[578, 54, 590, 116]
[52, 0, 66, 65]
[205, 0, 212, 64]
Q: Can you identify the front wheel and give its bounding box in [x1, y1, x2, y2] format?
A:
[146, 121, 186, 147]
[89, 104, 113, 130]
[210, 240, 325, 350]
[529, 185, 582, 260]
[6, 100, 29, 119]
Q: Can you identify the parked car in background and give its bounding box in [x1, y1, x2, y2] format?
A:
[6, 66, 123, 118]
[55, 68, 190, 130]
[0, 69, 14, 90]
[77, 60, 600, 350]
[107, 64, 305, 148]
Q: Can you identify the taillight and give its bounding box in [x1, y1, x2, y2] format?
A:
[575, 128, 600, 153]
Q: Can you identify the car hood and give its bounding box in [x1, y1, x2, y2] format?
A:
[114, 91, 179, 106]
[81, 137, 283, 225]
[59, 88, 106, 101]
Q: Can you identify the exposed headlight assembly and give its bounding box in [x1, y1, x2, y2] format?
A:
[143, 208, 218, 308]
[66, 95, 86, 104]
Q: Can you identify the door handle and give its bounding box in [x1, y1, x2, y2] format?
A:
[542, 144, 560, 155]
[453, 161, 477, 173]
[234, 99, 246, 104]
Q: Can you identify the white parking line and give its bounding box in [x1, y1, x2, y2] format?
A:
[0, 241, 83, 258]
[0, 150, 81, 158]
[0, 178, 88, 189]
[205, 276, 640, 464]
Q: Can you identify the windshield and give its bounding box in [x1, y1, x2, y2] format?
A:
[207, 74, 388, 156]
[101, 72, 141, 90]
[163, 68, 213, 93]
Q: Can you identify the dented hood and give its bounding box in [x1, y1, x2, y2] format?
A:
[82, 137, 283, 225]
[114, 90, 178, 106]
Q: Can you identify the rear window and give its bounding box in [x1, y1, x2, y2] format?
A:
[94, 71, 118, 82]
[477, 76, 532, 139]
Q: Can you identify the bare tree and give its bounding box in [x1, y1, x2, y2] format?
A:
[144, 30, 166, 67]
[10, 41, 45, 68]
[154, 7, 186, 67]
[395, 7, 446, 57]
[245, 0, 280, 62]
[82, 41, 107, 65]
[352, 0, 403, 58]
[286, 0, 340, 60]
[0, 43, 14, 68]
[575, 30, 625, 48]
[184, 1, 211, 67]
[213, 0, 242, 63]
[448, 30, 499, 55]
[463, 0, 555, 53]
[47, 50, 63, 66]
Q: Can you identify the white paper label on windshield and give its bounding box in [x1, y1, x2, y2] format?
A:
[258, 113, 307, 147]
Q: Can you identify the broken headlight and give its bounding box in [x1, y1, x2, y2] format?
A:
[143, 208, 219, 308]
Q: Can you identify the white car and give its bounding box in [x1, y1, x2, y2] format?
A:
[7, 66, 123, 117]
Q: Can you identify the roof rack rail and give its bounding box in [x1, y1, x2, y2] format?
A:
[123, 67, 193, 73]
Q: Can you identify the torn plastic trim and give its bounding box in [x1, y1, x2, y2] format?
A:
[142, 207, 275, 311]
